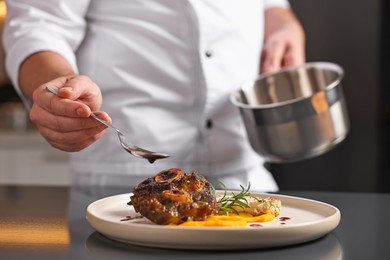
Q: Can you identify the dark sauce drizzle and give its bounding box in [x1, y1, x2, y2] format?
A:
[279, 216, 291, 225]
[120, 215, 144, 221]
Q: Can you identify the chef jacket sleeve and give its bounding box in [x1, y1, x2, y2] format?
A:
[263, 0, 290, 9]
[2, 0, 90, 107]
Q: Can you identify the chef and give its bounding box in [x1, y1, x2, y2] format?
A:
[3, 0, 305, 191]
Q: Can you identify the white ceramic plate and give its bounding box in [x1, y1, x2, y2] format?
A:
[86, 192, 340, 250]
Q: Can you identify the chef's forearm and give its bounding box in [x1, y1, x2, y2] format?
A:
[18, 51, 76, 100]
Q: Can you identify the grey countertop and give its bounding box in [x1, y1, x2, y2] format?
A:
[0, 185, 389, 260]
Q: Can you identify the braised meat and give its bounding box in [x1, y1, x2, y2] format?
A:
[128, 168, 219, 225]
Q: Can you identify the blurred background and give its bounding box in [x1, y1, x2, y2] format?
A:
[0, 1, 70, 186]
[0, 0, 387, 192]
[270, 0, 388, 193]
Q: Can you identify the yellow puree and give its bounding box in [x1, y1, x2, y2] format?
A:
[176, 212, 275, 227]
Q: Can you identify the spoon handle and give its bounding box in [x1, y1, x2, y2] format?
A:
[90, 112, 116, 130]
[46, 85, 59, 95]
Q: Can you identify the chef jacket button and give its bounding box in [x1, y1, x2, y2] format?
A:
[205, 50, 213, 58]
[205, 119, 213, 129]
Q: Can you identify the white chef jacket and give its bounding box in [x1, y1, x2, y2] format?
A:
[3, 0, 289, 191]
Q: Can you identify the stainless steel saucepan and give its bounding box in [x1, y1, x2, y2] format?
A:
[231, 62, 349, 163]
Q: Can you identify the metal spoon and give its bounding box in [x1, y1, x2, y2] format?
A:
[45, 85, 170, 163]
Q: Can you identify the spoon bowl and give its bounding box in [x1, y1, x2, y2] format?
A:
[89, 112, 170, 163]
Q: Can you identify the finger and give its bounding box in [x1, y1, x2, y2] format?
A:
[33, 85, 91, 118]
[260, 38, 286, 74]
[38, 124, 108, 150]
[46, 130, 107, 152]
[30, 106, 109, 133]
[90, 111, 113, 125]
[57, 76, 102, 111]
[281, 45, 305, 67]
[31, 109, 106, 133]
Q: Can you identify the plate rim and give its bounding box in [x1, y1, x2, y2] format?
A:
[86, 191, 341, 249]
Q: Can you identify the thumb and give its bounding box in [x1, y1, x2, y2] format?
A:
[57, 75, 103, 112]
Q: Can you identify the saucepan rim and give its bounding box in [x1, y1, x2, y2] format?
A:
[231, 62, 345, 109]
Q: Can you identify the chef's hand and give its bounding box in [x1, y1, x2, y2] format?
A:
[260, 7, 305, 74]
[29, 75, 111, 152]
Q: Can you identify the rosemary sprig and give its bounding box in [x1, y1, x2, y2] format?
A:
[210, 181, 254, 215]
